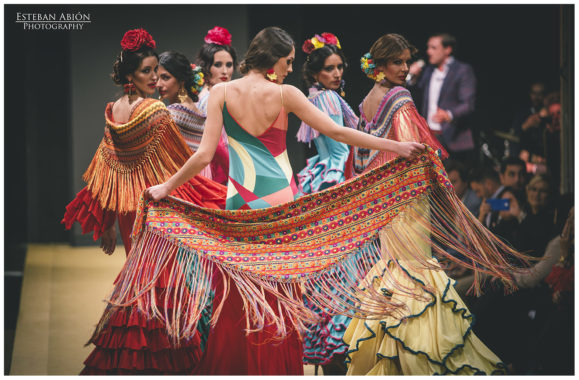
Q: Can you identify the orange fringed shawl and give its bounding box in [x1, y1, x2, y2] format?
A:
[84, 98, 193, 214]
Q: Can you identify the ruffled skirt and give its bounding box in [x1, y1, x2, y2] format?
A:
[344, 257, 507, 375]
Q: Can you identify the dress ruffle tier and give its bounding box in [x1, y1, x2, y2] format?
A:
[344, 259, 507, 375]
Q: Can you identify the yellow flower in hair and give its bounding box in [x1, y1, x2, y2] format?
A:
[335, 38, 341, 49]
[375, 71, 386, 82]
[311, 37, 324, 50]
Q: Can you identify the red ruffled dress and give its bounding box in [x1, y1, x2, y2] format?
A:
[62, 98, 226, 374]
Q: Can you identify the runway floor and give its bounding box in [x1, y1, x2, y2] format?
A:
[9, 244, 317, 375]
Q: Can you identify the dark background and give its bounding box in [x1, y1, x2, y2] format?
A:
[3, 3, 571, 372]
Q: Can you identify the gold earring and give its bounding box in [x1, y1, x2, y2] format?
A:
[178, 87, 188, 103]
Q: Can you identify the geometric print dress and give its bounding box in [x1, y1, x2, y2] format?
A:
[222, 86, 298, 210]
[192, 84, 303, 375]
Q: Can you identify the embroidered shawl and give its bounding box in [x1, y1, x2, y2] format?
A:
[83, 98, 193, 214]
[296, 88, 359, 143]
[168, 103, 206, 153]
[348, 86, 448, 178]
[95, 148, 531, 345]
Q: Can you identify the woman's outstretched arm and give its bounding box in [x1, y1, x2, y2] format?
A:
[146, 84, 225, 201]
[283, 85, 424, 158]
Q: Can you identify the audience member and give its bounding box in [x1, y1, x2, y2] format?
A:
[511, 81, 546, 158]
[499, 156, 526, 191]
[537, 204, 573, 375]
[470, 167, 502, 229]
[491, 186, 526, 248]
[514, 174, 556, 257]
[408, 33, 476, 161]
[445, 160, 481, 217]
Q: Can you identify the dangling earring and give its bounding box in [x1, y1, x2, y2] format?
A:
[338, 79, 346, 97]
[123, 81, 136, 95]
[265, 69, 278, 83]
[178, 86, 188, 103]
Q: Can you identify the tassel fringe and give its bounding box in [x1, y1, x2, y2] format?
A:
[90, 148, 533, 346]
[83, 102, 192, 214]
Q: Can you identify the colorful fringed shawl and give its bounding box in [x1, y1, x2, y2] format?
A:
[349, 86, 448, 177]
[167, 103, 206, 153]
[84, 98, 193, 214]
[296, 88, 359, 144]
[94, 147, 530, 345]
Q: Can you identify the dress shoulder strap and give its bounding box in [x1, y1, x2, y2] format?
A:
[223, 84, 227, 103]
[280, 85, 284, 107]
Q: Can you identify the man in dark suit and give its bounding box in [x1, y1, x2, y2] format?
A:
[408, 33, 476, 161]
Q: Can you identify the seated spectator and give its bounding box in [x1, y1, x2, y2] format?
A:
[491, 186, 526, 248]
[514, 174, 557, 257]
[470, 167, 503, 229]
[499, 156, 526, 191]
[514, 205, 573, 288]
[514, 201, 573, 375]
[445, 160, 481, 217]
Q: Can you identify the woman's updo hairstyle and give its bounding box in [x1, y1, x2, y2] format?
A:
[195, 26, 238, 79]
[112, 28, 158, 85]
[369, 33, 417, 68]
[239, 27, 294, 75]
[302, 44, 347, 88]
[159, 51, 204, 102]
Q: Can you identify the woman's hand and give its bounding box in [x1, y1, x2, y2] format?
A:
[100, 224, 116, 255]
[395, 141, 425, 159]
[145, 183, 171, 201]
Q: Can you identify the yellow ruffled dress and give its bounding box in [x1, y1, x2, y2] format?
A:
[343, 198, 507, 375]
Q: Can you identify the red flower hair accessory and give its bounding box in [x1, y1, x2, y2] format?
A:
[120, 28, 156, 52]
[321, 33, 339, 46]
[302, 39, 316, 55]
[301, 32, 341, 55]
[204, 26, 232, 46]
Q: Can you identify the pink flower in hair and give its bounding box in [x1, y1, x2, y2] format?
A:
[321, 33, 338, 46]
[204, 26, 232, 46]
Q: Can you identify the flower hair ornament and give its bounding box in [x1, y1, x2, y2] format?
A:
[204, 26, 232, 46]
[360, 52, 386, 83]
[190, 64, 205, 96]
[302, 32, 341, 55]
[120, 28, 156, 52]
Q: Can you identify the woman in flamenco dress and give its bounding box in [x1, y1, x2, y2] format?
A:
[295, 32, 358, 375]
[61, 29, 226, 374]
[342, 33, 508, 376]
[295, 32, 358, 196]
[194, 26, 238, 185]
[144, 26, 424, 375]
[157, 50, 212, 179]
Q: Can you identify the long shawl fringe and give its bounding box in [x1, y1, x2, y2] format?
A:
[83, 99, 192, 214]
[92, 147, 532, 346]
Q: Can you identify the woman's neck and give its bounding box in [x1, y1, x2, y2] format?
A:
[246, 69, 268, 81]
[127, 90, 147, 103]
[372, 82, 391, 96]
